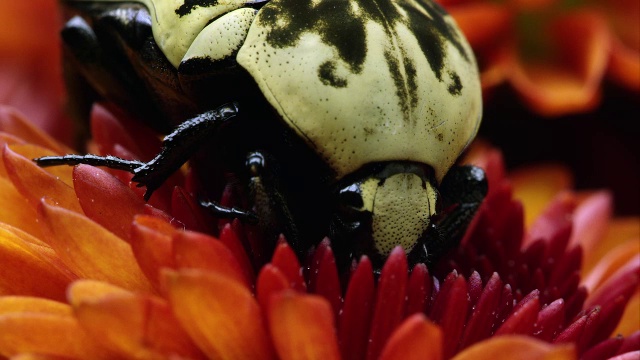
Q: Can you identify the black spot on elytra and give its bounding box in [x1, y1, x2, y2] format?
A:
[175, 0, 219, 16]
[318, 61, 348, 87]
[256, 0, 469, 114]
[448, 71, 462, 96]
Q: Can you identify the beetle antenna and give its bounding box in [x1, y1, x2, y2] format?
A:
[34, 154, 144, 172]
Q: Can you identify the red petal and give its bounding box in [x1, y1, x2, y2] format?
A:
[271, 239, 307, 292]
[534, 299, 566, 342]
[311, 242, 342, 318]
[164, 269, 276, 360]
[170, 187, 214, 233]
[378, 314, 443, 360]
[430, 272, 470, 358]
[73, 164, 147, 242]
[219, 224, 255, 284]
[339, 257, 375, 360]
[269, 291, 340, 360]
[172, 230, 250, 288]
[367, 247, 409, 360]
[495, 297, 540, 336]
[257, 264, 291, 311]
[130, 215, 177, 291]
[460, 273, 503, 349]
[405, 263, 431, 316]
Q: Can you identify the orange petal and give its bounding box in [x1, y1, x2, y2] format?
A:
[582, 239, 639, 292]
[0, 106, 68, 154]
[68, 280, 204, 360]
[510, 164, 573, 228]
[452, 335, 576, 360]
[509, 11, 611, 116]
[0, 296, 71, 316]
[613, 289, 640, 337]
[268, 291, 340, 360]
[38, 199, 152, 292]
[0, 176, 43, 239]
[0, 313, 114, 359]
[9, 354, 73, 360]
[3, 145, 80, 213]
[608, 36, 640, 91]
[130, 215, 177, 291]
[0, 224, 74, 301]
[7, 144, 73, 186]
[584, 217, 640, 273]
[378, 314, 443, 360]
[163, 269, 276, 360]
[172, 230, 250, 288]
[73, 164, 147, 242]
[447, 4, 512, 51]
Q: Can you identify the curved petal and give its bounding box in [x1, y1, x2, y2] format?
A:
[509, 11, 611, 116]
[0, 107, 68, 155]
[3, 145, 80, 213]
[613, 290, 640, 337]
[0, 296, 70, 316]
[68, 280, 204, 360]
[510, 164, 573, 228]
[163, 269, 275, 360]
[38, 199, 152, 292]
[452, 336, 576, 360]
[584, 217, 640, 273]
[378, 314, 443, 360]
[0, 224, 74, 301]
[73, 164, 147, 242]
[269, 291, 340, 360]
[608, 37, 640, 91]
[0, 177, 43, 239]
[130, 215, 177, 291]
[0, 313, 114, 359]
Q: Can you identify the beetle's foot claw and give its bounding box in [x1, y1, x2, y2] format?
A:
[199, 200, 258, 223]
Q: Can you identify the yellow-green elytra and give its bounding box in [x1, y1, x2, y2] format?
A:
[58, 0, 484, 261]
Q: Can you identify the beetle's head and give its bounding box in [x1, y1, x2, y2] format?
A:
[333, 162, 439, 262]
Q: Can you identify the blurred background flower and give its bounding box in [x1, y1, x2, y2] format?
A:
[0, 0, 638, 359]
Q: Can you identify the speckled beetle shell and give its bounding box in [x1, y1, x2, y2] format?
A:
[75, 0, 481, 183]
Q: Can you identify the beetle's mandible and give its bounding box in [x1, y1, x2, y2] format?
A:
[36, 0, 488, 268]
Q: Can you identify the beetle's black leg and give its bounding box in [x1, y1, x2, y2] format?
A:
[243, 151, 303, 255]
[199, 200, 258, 223]
[409, 165, 488, 264]
[35, 103, 239, 200]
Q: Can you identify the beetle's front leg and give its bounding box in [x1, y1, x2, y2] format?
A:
[35, 102, 239, 200]
[409, 165, 488, 264]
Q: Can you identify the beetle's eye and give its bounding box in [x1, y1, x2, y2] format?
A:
[246, 152, 265, 176]
[338, 184, 364, 210]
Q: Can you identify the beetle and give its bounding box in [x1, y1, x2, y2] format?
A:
[36, 0, 487, 268]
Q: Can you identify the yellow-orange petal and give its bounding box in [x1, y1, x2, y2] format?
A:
[452, 336, 576, 360]
[163, 269, 276, 360]
[509, 11, 611, 116]
[7, 144, 73, 187]
[172, 230, 250, 288]
[0, 225, 74, 301]
[0, 313, 114, 359]
[3, 145, 80, 213]
[510, 164, 573, 228]
[0, 296, 71, 316]
[37, 199, 152, 292]
[268, 291, 340, 360]
[68, 280, 204, 360]
[378, 314, 443, 360]
[9, 354, 74, 360]
[0, 106, 68, 155]
[585, 217, 640, 273]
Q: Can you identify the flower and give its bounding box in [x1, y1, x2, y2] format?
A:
[0, 105, 638, 359]
[439, 0, 640, 116]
